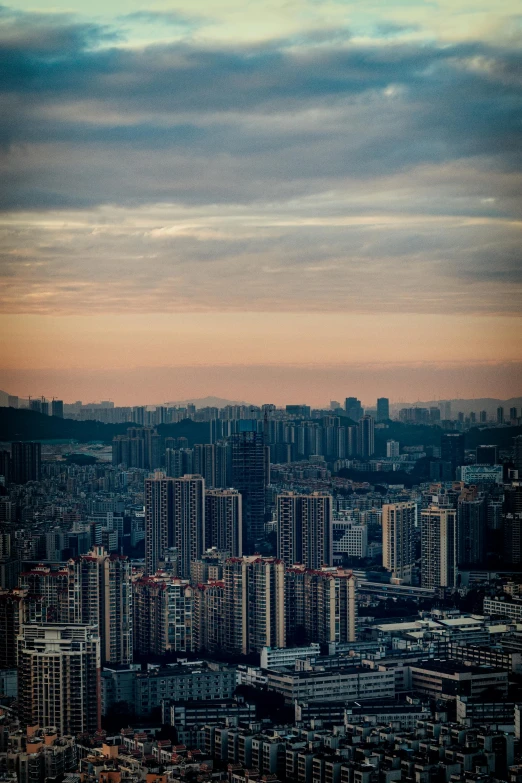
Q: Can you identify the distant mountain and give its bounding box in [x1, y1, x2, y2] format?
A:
[0, 408, 210, 445]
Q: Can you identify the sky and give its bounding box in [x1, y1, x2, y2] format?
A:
[1, 0, 521, 405]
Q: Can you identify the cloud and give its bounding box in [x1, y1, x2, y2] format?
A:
[0, 4, 521, 318]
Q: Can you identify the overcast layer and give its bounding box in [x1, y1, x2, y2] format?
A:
[1, 0, 521, 402]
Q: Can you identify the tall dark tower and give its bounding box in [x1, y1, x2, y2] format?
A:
[441, 433, 465, 479]
[230, 421, 269, 554]
[11, 442, 41, 484]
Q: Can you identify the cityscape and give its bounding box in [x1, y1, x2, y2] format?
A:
[2, 0, 522, 779]
[0, 393, 521, 782]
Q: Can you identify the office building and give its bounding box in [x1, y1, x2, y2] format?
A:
[133, 573, 193, 655]
[382, 502, 416, 583]
[17, 624, 100, 734]
[224, 556, 285, 655]
[376, 397, 390, 422]
[277, 492, 333, 569]
[205, 489, 242, 556]
[460, 464, 503, 486]
[69, 547, 133, 665]
[344, 397, 363, 421]
[266, 665, 393, 705]
[230, 423, 269, 554]
[476, 444, 498, 465]
[421, 505, 457, 589]
[102, 661, 236, 717]
[457, 488, 486, 565]
[11, 441, 41, 484]
[441, 432, 465, 479]
[357, 415, 375, 458]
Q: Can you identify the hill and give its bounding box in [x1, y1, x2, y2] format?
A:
[0, 408, 210, 445]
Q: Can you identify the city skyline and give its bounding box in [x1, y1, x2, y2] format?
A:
[1, 0, 521, 400]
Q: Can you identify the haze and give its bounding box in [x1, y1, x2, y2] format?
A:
[1, 0, 521, 404]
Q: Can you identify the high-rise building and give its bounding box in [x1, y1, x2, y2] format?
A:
[276, 492, 332, 569]
[112, 426, 161, 469]
[69, 547, 133, 665]
[479, 410, 487, 423]
[0, 588, 27, 668]
[285, 567, 357, 645]
[421, 505, 457, 589]
[357, 415, 375, 458]
[19, 564, 70, 623]
[382, 502, 416, 583]
[194, 444, 216, 488]
[344, 397, 363, 421]
[376, 398, 390, 422]
[476, 445, 498, 466]
[51, 399, 64, 418]
[457, 488, 486, 565]
[0, 450, 10, 484]
[441, 433, 465, 479]
[133, 573, 193, 655]
[223, 556, 285, 655]
[386, 440, 400, 459]
[172, 475, 205, 579]
[165, 447, 193, 478]
[17, 624, 100, 735]
[510, 407, 518, 421]
[230, 423, 269, 554]
[145, 473, 173, 575]
[497, 406, 504, 425]
[514, 436, 522, 474]
[205, 489, 242, 556]
[11, 441, 41, 484]
[193, 581, 225, 654]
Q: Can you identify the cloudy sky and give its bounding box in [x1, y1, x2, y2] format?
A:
[1, 0, 521, 405]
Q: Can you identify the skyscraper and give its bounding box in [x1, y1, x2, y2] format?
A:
[230, 422, 269, 553]
[382, 502, 416, 583]
[18, 624, 100, 735]
[441, 433, 465, 479]
[11, 441, 41, 484]
[476, 445, 498, 466]
[376, 397, 390, 422]
[145, 473, 173, 575]
[457, 488, 486, 565]
[223, 556, 285, 654]
[421, 505, 457, 589]
[285, 567, 357, 645]
[344, 397, 363, 421]
[497, 406, 504, 425]
[51, 399, 64, 418]
[205, 489, 242, 556]
[277, 492, 332, 569]
[357, 415, 375, 458]
[69, 548, 133, 666]
[133, 574, 193, 655]
[172, 475, 205, 579]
